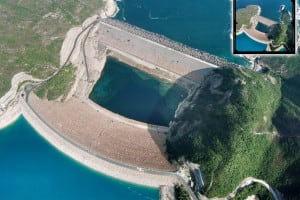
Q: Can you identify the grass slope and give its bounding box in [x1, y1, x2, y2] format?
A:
[0, 0, 104, 99]
[167, 66, 300, 199]
[35, 64, 76, 101]
[261, 56, 300, 137]
[236, 5, 259, 31]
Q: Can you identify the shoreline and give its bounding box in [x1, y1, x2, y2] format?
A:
[236, 5, 273, 46]
[0, 0, 200, 195]
[0, 0, 179, 190]
[243, 29, 271, 44]
[100, 0, 119, 18]
[0, 104, 21, 130]
[236, 5, 261, 34]
[0, 72, 41, 129]
[18, 93, 178, 188]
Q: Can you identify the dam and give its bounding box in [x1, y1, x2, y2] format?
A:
[94, 18, 241, 84]
[242, 15, 278, 44]
[28, 17, 242, 172]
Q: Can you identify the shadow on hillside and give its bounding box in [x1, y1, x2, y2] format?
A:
[277, 159, 300, 199]
[146, 67, 214, 171]
[272, 74, 300, 137]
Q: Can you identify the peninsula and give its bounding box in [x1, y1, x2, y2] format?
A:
[235, 4, 295, 52]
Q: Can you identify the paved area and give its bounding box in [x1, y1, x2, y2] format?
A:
[29, 94, 174, 171]
[253, 15, 277, 27]
[96, 21, 216, 83]
[244, 28, 270, 44]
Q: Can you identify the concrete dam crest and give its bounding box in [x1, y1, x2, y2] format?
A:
[95, 18, 241, 85]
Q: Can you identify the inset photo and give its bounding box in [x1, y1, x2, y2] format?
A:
[233, 0, 296, 54]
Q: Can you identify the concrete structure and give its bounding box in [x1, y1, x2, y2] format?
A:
[95, 19, 240, 84]
[242, 14, 278, 45]
[253, 15, 277, 27]
[237, 9, 278, 45]
[243, 28, 270, 44]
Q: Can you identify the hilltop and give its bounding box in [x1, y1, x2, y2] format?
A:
[167, 65, 300, 199]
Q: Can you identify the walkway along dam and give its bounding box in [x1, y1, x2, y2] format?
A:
[95, 18, 241, 85]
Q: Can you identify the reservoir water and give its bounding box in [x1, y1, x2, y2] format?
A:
[0, 116, 158, 200]
[89, 57, 187, 126]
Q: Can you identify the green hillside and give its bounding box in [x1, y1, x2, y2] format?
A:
[167, 65, 300, 199]
[0, 0, 104, 99]
[236, 5, 259, 32]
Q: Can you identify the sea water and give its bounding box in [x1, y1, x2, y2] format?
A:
[89, 58, 187, 126]
[235, 0, 293, 52]
[236, 0, 293, 21]
[236, 33, 267, 51]
[3, 1, 282, 199]
[115, 0, 249, 65]
[0, 116, 158, 200]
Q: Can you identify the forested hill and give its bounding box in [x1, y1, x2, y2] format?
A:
[167, 66, 300, 199]
[260, 56, 300, 137]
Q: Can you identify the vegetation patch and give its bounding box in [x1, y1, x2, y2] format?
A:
[167, 66, 300, 199]
[233, 183, 274, 200]
[0, 0, 104, 98]
[260, 55, 300, 137]
[267, 7, 294, 52]
[35, 64, 76, 101]
[236, 5, 259, 32]
[174, 184, 190, 200]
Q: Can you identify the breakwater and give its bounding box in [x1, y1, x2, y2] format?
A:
[102, 18, 241, 69]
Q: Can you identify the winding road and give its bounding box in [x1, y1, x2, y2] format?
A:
[224, 177, 282, 200]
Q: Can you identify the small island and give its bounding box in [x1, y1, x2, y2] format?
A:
[235, 4, 294, 53]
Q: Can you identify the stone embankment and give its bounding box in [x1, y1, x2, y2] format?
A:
[102, 18, 241, 69]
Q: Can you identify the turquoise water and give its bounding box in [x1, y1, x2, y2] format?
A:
[236, 33, 267, 52]
[5, 1, 294, 199]
[115, 0, 248, 65]
[0, 116, 158, 200]
[89, 58, 187, 126]
[235, 0, 294, 52]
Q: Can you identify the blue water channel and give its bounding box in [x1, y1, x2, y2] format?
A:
[0, 116, 159, 200]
